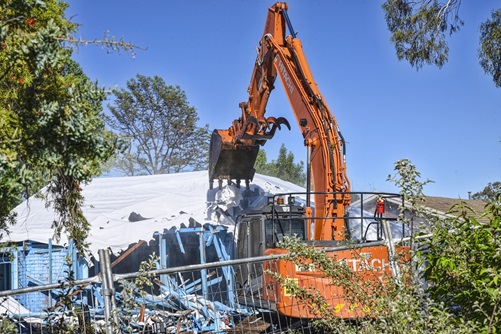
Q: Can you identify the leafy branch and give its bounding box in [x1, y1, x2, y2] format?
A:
[63, 31, 147, 58]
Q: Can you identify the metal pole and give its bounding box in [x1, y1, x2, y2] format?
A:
[306, 145, 314, 240]
[199, 228, 208, 300]
[306, 145, 312, 207]
[158, 233, 168, 285]
[99, 249, 117, 334]
[69, 239, 77, 280]
[381, 219, 401, 279]
[162, 235, 168, 284]
[48, 238, 52, 308]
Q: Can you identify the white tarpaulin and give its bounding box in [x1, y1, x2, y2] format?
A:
[7, 171, 305, 258]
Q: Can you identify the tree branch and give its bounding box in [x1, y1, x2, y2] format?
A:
[60, 32, 146, 57]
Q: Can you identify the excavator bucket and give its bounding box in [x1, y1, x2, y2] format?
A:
[208, 129, 259, 188]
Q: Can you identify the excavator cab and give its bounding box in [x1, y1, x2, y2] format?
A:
[234, 194, 307, 293]
[236, 194, 307, 258]
[234, 191, 410, 320]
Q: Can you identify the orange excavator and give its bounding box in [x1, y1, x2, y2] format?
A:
[209, 2, 406, 321]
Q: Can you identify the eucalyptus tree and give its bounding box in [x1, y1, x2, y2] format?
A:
[0, 0, 134, 253]
[107, 74, 210, 176]
[383, 0, 501, 87]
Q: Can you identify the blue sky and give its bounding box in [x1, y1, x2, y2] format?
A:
[66, 1, 500, 199]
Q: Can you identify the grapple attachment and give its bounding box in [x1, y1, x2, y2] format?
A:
[208, 116, 290, 189]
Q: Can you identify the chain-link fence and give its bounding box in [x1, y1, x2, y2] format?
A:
[0, 234, 407, 334]
[0, 249, 305, 333]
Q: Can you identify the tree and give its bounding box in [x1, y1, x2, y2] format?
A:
[390, 159, 501, 331]
[420, 199, 501, 330]
[382, 1, 501, 87]
[0, 0, 120, 253]
[382, 0, 463, 70]
[254, 144, 306, 187]
[106, 74, 210, 176]
[254, 149, 268, 175]
[479, 10, 501, 88]
[472, 181, 501, 202]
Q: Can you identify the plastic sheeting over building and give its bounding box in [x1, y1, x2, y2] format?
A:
[7, 171, 305, 258]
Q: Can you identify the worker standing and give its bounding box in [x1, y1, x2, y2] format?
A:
[375, 196, 385, 218]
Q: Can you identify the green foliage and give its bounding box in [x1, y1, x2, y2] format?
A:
[420, 197, 501, 331]
[254, 144, 306, 186]
[472, 181, 501, 202]
[254, 149, 268, 174]
[387, 158, 433, 223]
[67, 31, 140, 58]
[270, 236, 397, 321]
[382, 0, 463, 69]
[0, 0, 120, 254]
[107, 74, 210, 175]
[44, 256, 98, 333]
[118, 253, 158, 333]
[382, 1, 501, 89]
[388, 159, 432, 200]
[479, 10, 501, 88]
[389, 160, 501, 331]
[388, 160, 501, 331]
[0, 316, 17, 334]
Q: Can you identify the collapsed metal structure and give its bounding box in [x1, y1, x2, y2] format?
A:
[0, 224, 275, 333]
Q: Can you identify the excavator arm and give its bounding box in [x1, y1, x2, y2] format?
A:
[209, 2, 350, 240]
[266, 31, 351, 240]
[208, 3, 292, 189]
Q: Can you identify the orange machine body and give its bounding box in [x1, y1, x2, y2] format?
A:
[210, 2, 408, 321]
[263, 245, 390, 319]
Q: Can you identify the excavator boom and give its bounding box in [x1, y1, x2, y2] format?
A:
[209, 2, 349, 240]
[208, 3, 293, 188]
